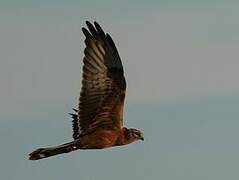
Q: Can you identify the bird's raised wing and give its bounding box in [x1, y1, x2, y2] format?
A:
[72, 21, 126, 139]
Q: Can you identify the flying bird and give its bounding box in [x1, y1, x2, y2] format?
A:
[29, 21, 144, 160]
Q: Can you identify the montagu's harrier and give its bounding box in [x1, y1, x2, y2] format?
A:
[29, 21, 144, 160]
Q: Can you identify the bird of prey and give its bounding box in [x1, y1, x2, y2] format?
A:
[29, 21, 144, 160]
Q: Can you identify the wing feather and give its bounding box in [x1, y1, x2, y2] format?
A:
[72, 21, 126, 139]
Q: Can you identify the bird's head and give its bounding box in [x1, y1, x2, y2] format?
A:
[128, 128, 144, 141]
[120, 128, 144, 145]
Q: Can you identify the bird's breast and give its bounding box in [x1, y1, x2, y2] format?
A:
[78, 128, 120, 149]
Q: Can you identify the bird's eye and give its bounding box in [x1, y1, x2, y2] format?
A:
[133, 132, 140, 137]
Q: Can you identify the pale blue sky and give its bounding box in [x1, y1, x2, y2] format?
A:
[1, 1, 239, 180]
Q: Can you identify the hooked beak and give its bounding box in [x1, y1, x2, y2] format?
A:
[140, 136, 144, 141]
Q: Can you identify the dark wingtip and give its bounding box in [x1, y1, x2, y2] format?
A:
[94, 21, 105, 38]
[93, 21, 100, 28]
[85, 21, 97, 37]
[85, 20, 91, 26]
[82, 27, 92, 38]
[72, 108, 78, 112]
[69, 113, 77, 117]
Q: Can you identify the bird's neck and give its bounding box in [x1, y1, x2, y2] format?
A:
[115, 127, 136, 146]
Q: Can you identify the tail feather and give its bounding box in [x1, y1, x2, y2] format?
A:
[29, 141, 79, 160]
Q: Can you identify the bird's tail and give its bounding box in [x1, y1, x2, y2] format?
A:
[29, 140, 79, 160]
